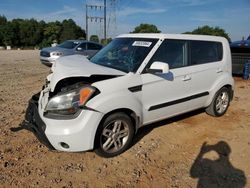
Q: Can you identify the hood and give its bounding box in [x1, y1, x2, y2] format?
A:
[49, 55, 126, 92]
[41, 46, 74, 55]
[42, 46, 63, 52]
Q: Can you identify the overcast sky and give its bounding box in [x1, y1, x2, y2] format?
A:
[0, 0, 249, 41]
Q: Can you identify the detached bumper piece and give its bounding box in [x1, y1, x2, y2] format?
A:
[22, 92, 55, 150]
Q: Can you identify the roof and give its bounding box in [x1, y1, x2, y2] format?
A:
[64, 40, 102, 45]
[117, 33, 227, 43]
[66, 39, 87, 42]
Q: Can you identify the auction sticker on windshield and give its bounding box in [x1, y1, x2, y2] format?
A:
[132, 41, 152, 47]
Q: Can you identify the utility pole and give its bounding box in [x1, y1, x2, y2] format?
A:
[104, 0, 107, 41]
[85, 4, 88, 40]
[85, 0, 107, 41]
[107, 0, 117, 38]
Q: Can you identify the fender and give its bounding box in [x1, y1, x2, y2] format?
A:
[205, 72, 234, 107]
[86, 89, 143, 130]
[88, 73, 144, 131]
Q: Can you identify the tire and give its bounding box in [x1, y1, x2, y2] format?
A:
[94, 112, 135, 158]
[206, 87, 230, 117]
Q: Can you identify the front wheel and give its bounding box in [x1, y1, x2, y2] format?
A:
[94, 112, 134, 158]
[206, 87, 230, 117]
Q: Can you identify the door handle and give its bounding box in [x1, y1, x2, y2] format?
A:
[216, 68, 223, 73]
[182, 75, 191, 81]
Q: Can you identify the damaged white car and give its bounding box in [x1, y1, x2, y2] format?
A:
[23, 34, 234, 157]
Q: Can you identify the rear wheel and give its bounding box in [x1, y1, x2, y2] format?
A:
[94, 112, 134, 158]
[206, 87, 230, 117]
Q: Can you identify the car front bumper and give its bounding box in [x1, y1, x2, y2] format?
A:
[25, 92, 104, 152]
[23, 93, 55, 150]
[40, 56, 59, 67]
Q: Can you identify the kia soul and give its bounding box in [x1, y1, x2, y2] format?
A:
[24, 34, 234, 157]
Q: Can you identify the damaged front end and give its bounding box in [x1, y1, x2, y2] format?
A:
[20, 75, 117, 149]
[17, 55, 125, 151]
[21, 92, 55, 150]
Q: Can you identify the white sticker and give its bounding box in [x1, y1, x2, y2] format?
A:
[132, 41, 152, 47]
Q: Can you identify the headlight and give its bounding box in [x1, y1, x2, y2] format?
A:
[51, 51, 63, 56]
[45, 86, 96, 116]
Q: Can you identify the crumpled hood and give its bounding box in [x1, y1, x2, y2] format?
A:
[49, 55, 125, 92]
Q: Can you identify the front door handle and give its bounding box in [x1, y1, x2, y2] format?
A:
[182, 75, 191, 81]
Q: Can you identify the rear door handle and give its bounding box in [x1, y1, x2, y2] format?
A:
[182, 75, 191, 81]
[216, 68, 223, 73]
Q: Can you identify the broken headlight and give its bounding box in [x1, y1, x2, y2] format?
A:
[45, 86, 96, 116]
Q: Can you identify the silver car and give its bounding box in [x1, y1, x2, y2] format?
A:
[40, 40, 103, 66]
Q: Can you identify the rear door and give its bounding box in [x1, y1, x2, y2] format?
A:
[184, 40, 224, 109]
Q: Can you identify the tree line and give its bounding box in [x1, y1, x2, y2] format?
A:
[131, 23, 231, 42]
[0, 14, 231, 49]
[0, 15, 86, 48]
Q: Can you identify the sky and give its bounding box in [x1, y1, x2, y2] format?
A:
[0, 0, 249, 41]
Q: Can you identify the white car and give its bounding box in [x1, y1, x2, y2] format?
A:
[24, 34, 234, 157]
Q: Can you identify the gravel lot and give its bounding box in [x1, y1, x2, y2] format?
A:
[0, 50, 249, 188]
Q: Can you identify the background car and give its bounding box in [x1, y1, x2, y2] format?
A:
[230, 35, 250, 48]
[40, 40, 103, 66]
[230, 36, 250, 74]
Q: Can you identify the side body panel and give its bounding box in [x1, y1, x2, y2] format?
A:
[140, 68, 193, 125]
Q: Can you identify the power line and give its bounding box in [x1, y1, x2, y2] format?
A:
[107, 0, 117, 37]
[85, 0, 107, 40]
[85, 0, 117, 41]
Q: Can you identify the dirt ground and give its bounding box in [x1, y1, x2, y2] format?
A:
[0, 50, 249, 188]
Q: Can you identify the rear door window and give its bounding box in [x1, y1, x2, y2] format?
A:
[190, 41, 223, 65]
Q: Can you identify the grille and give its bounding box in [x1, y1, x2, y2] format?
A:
[40, 51, 50, 57]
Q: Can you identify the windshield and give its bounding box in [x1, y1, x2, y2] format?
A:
[90, 38, 158, 73]
[58, 41, 80, 49]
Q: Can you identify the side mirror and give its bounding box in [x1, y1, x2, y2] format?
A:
[148, 61, 169, 74]
[76, 47, 83, 51]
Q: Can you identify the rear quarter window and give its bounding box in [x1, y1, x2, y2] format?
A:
[190, 41, 223, 65]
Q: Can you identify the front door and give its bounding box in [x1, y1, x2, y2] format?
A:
[140, 39, 193, 124]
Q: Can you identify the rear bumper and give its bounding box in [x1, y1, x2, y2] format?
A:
[23, 93, 55, 150]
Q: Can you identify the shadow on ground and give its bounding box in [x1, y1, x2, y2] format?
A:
[131, 109, 204, 147]
[190, 141, 246, 188]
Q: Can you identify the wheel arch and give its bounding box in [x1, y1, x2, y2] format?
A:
[223, 84, 234, 101]
[93, 108, 139, 149]
[205, 74, 234, 107]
